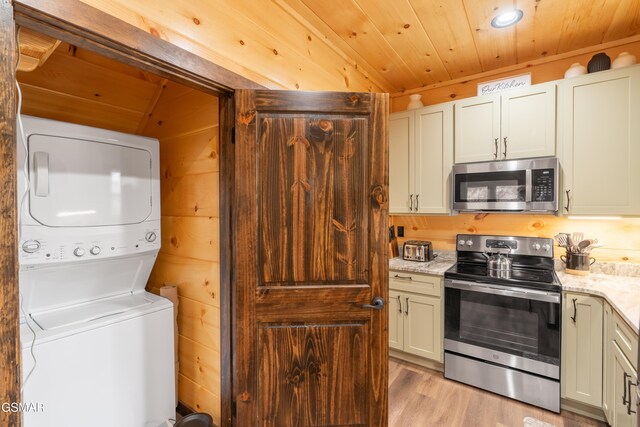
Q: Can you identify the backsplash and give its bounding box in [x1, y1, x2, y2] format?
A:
[390, 213, 640, 264]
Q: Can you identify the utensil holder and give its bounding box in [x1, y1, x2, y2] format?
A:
[561, 252, 595, 276]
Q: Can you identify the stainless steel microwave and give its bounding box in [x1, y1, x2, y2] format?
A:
[452, 157, 559, 213]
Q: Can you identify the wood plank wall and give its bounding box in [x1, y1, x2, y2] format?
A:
[17, 41, 222, 422]
[17, 42, 165, 133]
[391, 214, 640, 264]
[391, 39, 640, 111]
[390, 40, 640, 265]
[77, 0, 384, 92]
[144, 82, 221, 423]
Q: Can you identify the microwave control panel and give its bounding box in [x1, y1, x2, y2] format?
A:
[532, 168, 555, 202]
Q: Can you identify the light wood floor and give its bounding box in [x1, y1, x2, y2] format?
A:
[389, 358, 606, 427]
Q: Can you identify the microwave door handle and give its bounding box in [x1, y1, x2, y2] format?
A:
[525, 169, 532, 202]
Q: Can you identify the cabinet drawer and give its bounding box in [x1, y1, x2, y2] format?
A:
[389, 271, 442, 297]
[613, 311, 639, 369]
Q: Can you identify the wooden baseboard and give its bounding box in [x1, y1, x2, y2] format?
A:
[390, 349, 444, 372]
[560, 398, 606, 422]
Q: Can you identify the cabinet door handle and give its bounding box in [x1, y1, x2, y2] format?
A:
[397, 295, 402, 313]
[503, 137, 507, 159]
[415, 194, 419, 212]
[570, 298, 577, 323]
[565, 190, 571, 213]
[623, 372, 638, 414]
[394, 274, 413, 281]
[493, 138, 499, 160]
[627, 376, 637, 415]
[624, 372, 630, 405]
[405, 297, 409, 316]
[409, 194, 414, 212]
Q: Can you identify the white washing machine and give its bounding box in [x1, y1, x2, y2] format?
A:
[17, 116, 175, 427]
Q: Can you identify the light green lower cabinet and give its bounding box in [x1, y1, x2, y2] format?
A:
[604, 302, 639, 427]
[562, 292, 603, 407]
[388, 271, 443, 364]
[389, 289, 404, 351]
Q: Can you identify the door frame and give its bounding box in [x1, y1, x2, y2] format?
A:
[1, 1, 264, 425]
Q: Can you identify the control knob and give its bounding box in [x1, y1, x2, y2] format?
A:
[532, 243, 541, 251]
[145, 232, 157, 242]
[73, 247, 85, 257]
[458, 239, 466, 246]
[541, 244, 551, 252]
[22, 240, 41, 254]
[90, 246, 101, 256]
[466, 240, 473, 247]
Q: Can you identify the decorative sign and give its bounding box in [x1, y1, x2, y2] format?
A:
[477, 73, 531, 96]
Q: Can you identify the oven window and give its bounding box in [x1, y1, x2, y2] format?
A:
[445, 287, 560, 364]
[455, 170, 526, 203]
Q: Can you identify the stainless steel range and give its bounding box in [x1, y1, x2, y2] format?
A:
[444, 234, 561, 413]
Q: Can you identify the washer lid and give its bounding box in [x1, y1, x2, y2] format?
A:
[28, 134, 152, 227]
[30, 293, 153, 331]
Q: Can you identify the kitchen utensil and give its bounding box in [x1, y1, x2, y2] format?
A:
[554, 233, 567, 248]
[583, 243, 603, 253]
[388, 226, 399, 259]
[571, 232, 584, 247]
[577, 239, 595, 253]
[561, 253, 596, 276]
[565, 233, 576, 252]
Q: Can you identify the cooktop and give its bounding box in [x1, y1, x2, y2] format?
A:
[444, 262, 562, 292]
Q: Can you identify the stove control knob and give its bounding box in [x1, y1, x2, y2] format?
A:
[542, 244, 551, 252]
[458, 239, 466, 246]
[90, 246, 101, 256]
[74, 247, 85, 257]
[465, 240, 473, 247]
[22, 240, 41, 254]
[532, 243, 541, 251]
[145, 232, 157, 243]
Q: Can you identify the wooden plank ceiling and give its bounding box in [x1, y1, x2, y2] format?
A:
[282, 0, 640, 92]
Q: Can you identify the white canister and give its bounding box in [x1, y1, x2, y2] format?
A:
[611, 52, 637, 69]
[407, 94, 424, 110]
[564, 62, 587, 78]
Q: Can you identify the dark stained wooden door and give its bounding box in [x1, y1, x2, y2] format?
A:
[233, 90, 388, 427]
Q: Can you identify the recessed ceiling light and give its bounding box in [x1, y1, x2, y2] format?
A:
[491, 9, 523, 28]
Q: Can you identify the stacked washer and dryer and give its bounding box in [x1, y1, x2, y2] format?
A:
[17, 116, 175, 426]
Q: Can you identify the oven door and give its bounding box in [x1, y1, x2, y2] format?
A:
[444, 278, 561, 379]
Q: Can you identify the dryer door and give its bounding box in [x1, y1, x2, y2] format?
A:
[28, 135, 152, 227]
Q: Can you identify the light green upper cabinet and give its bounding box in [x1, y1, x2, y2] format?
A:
[454, 82, 557, 163]
[558, 65, 640, 215]
[389, 103, 453, 214]
[389, 110, 413, 214]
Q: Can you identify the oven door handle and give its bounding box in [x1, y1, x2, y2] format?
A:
[445, 279, 560, 303]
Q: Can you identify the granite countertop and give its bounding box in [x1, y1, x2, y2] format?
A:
[389, 252, 640, 335]
[557, 271, 640, 334]
[389, 251, 456, 275]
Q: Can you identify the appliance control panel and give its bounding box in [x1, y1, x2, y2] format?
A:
[456, 234, 554, 257]
[532, 168, 555, 202]
[18, 222, 160, 266]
